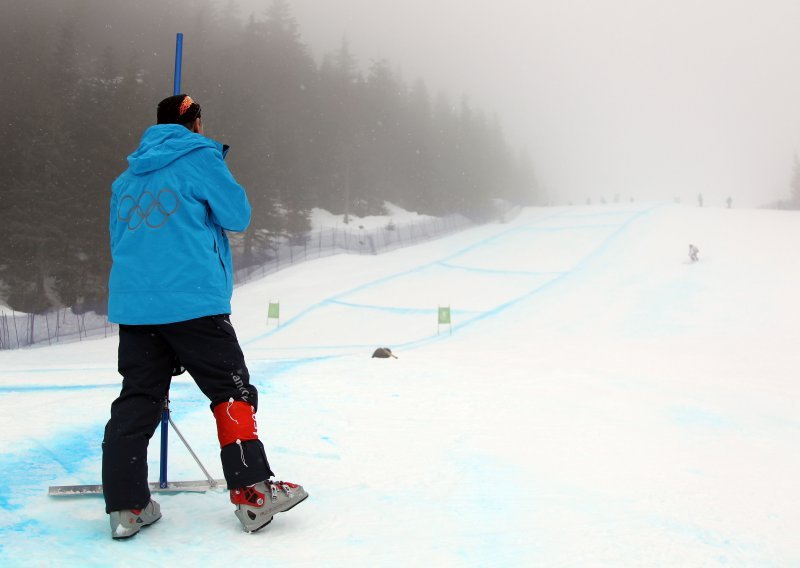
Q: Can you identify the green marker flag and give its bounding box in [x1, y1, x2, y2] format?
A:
[267, 301, 280, 327]
[438, 306, 452, 335]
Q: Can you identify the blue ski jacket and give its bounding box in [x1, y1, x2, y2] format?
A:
[108, 124, 251, 324]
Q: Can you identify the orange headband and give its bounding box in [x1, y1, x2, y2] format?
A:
[179, 96, 195, 116]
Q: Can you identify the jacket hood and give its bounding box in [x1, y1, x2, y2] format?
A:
[127, 124, 222, 175]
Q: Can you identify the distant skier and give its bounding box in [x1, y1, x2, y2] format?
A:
[689, 244, 700, 263]
[726, 196, 733, 209]
[104, 94, 306, 539]
[697, 193, 704, 207]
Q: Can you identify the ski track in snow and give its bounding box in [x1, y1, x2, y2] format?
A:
[1, 203, 798, 567]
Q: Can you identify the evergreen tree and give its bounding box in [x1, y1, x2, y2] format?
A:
[361, 58, 404, 215]
[261, 0, 317, 235]
[327, 38, 364, 222]
[401, 79, 435, 213]
[0, 0, 535, 313]
[6, 20, 82, 313]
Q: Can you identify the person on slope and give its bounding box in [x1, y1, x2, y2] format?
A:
[689, 243, 700, 263]
[103, 94, 307, 539]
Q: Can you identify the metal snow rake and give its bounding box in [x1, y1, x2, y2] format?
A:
[49, 397, 226, 496]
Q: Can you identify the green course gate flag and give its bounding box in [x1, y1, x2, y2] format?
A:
[267, 301, 280, 326]
[438, 306, 451, 335]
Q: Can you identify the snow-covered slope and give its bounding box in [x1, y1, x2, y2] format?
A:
[1, 203, 798, 566]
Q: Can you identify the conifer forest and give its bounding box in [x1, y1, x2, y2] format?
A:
[0, 0, 538, 314]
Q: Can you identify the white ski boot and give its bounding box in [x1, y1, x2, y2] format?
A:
[109, 499, 162, 539]
[231, 480, 308, 533]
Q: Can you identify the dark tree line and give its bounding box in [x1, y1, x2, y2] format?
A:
[0, 0, 539, 314]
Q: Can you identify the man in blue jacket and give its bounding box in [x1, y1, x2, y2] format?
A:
[104, 94, 306, 539]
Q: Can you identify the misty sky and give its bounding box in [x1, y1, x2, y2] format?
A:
[239, 0, 800, 207]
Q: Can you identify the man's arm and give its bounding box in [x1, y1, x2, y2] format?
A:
[196, 148, 251, 232]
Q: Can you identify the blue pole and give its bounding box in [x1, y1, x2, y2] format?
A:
[159, 400, 169, 488]
[160, 32, 184, 490]
[173, 32, 183, 95]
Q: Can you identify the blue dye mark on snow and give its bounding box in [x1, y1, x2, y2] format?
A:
[324, 299, 436, 315]
[248, 355, 339, 377]
[0, 367, 116, 375]
[324, 298, 486, 318]
[652, 515, 757, 556]
[0, 426, 103, 512]
[440, 204, 664, 334]
[446, 448, 531, 566]
[242, 204, 664, 354]
[0, 383, 120, 393]
[242, 210, 569, 346]
[670, 406, 733, 430]
[0, 315, 380, 558]
[0, 518, 44, 560]
[511, 222, 623, 232]
[437, 261, 564, 277]
[0, 352, 328, 519]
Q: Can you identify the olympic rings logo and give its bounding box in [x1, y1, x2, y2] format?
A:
[118, 188, 180, 230]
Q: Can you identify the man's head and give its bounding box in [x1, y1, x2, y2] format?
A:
[157, 94, 203, 134]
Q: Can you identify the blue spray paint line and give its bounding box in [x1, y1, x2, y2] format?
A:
[244, 218, 618, 354]
[669, 406, 734, 430]
[324, 299, 437, 315]
[0, 358, 338, 397]
[437, 261, 565, 277]
[247, 354, 342, 376]
[440, 203, 665, 336]
[0, 383, 120, 394]
[384, 203, 666, 350]
[243, 261, 442, 344]
[247, 345, 372, 354]
[0, 367, 116, 375]
[433, 209, 570, 263]
[244, 303, 322, 344]
[243, 209, 569, 346]
[511, 222, 623, 232]
[557, 204, 664, 273]
[324, 299, 486, 318]
[244, 205, 660, 351]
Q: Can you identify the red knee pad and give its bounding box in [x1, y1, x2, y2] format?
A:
[212, 398, 259, 448]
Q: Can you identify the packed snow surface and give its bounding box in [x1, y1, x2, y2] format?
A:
[1, 203, 798, 566]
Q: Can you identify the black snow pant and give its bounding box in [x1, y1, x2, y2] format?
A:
[102, 314, 274, 513]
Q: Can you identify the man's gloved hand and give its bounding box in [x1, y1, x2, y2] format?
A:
[171, 355, 186, 376]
